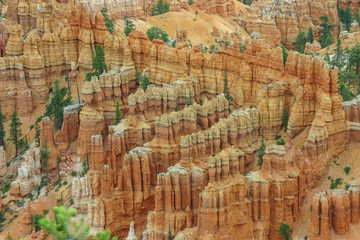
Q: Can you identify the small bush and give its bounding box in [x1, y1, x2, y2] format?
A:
[328, 176, 343, 189]
[70, 198, 74, 206]
[1, 183, 11, 195]
[43, 209, 49, 215]
[146, 27, 169, 43]
[346, 184, 351, 190]
[277, 222, 292, 240]
[344, 166, 351, 175]
[277, 139, 285, 145]
[70, 171, 77, 177]
[275, 135, 281, 140]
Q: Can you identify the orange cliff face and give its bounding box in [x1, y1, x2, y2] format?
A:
[69, 32, 349, 239]
[0, 1, 358, 240]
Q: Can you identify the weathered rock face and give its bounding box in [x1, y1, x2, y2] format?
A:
[5, 24, 23, 56]
[238, 0, 339, 48]
[258, 80, 287, 139]
[68, 29, 349, 239]
[0, 146, 6, 177]
[10, 148, 41, 197]
[0, 56, 33, 116]
[55, 104, 83, 152]
[308, 188, 360, 239]
[196, 0, 236, 17]
[77, 70, 136, 155]
[338, 0, 360, 14]
[41, 117, 58, 171]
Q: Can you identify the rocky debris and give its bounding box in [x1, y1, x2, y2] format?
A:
[10, 148, 41, 197]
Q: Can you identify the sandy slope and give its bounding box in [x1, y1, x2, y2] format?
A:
[293, 141, 360, 239]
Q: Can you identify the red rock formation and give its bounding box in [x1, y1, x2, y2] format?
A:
[55, 104, 83, 152]
[196, 0, 236, 17]
[5, 24, 23, 56]
[238, 0, 339, 48]
[0, 56, 33, 116]
[77, 70, 134, 155]
[41, 117, 58, 171]
[309, 189, 360, 239]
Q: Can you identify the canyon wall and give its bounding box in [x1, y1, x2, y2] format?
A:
[237, 0, 339, 48]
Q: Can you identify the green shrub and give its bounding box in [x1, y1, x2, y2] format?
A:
[71, 171, 77, 177]
[39, 206, 118, 240]
[257, 139, 266, 168]
[344, 166, 351, 175]
[328, 176, 343, 189]
[277, 222, 292, 240]
[146, 27, 169, 43]
[277, 139, 285, 145]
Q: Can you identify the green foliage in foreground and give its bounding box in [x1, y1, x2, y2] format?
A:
[39, 206, 118, 240]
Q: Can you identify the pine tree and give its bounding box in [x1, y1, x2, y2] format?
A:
[40, 140, 50, 178]
[8, 112, 23, 156]
[281, 45, 288, 67]
[114, 99, 122, 125]
[342, 7, 353, 31]
[223, 70, 233, 106]
[283, 107, 289, 132]
[168, 226, 173, 240]
[308, 28, 314, 44]
[277, 222, 293, 240]
[35, 122, 41, 147]
[319, 16, 334, 48]
[124, 16, 136, 36]
[350, 44, 360, 76]
[21, 136, 29, 151]
[257, 139, 265, 168]
[294, 32, 307, 53]
[324, 52, 331, 63]
[45, 81, 72, 130]
[93, 45, 107, 75]
[101, 8, 114, 34]
[355, 9, 360, 24]
[331, 36, 344, 69]
[0, 103, 6, 149]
